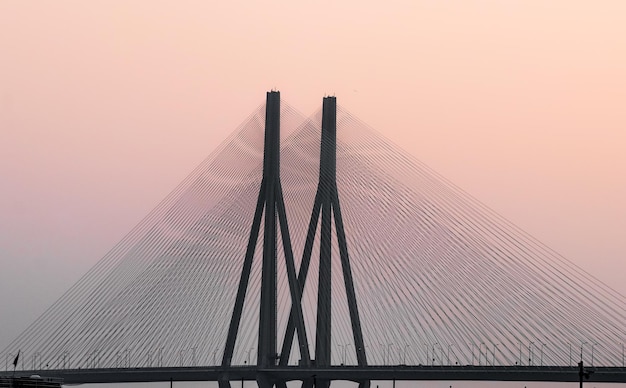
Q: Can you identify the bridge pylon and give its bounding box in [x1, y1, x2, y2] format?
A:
[221, 91, 310, 388]
[221, 93, 368, 388]
[279, 96, 368, 388]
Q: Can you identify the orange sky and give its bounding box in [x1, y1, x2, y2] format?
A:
[1, 1, 625, 364]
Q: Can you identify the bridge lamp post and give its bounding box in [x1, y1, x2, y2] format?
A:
[540, 343, 546, 366]
[622, 342, 624, 367]
[246, 348, 254, 365]
[340, 344, 346, 365]
[468, 343, 475, 365]
[432, 343, 438, 366]
[580, 342, 588, 363]
[492, 344, 499, 366]
[387, 343, 394, 365]
[517, 342, 523, 366]
[402, 344, 409, 365]
[437, 343, 443, 365]
[379, 343, 386, 365]
[479, 343, 486, 366]
[447, 344, 454, 366]
[32, 352, 39, 370]
[474, 343, 479, 366]
[591, 343, 599, 366]
[528, 342, 534, 366]
[337, 344, 344, 365]
[483, 343, 487, 366]
[475, 343, 480, 366]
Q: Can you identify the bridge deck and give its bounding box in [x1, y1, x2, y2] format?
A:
[5, 366, 626, 385]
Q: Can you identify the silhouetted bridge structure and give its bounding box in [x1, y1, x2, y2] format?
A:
[7, 366, 626, 385]
[3, 91, 626, 387]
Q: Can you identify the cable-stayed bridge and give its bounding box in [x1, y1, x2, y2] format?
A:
[2, 92, 626, 386]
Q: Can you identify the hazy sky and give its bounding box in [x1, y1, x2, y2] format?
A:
[1, 1, 625, 374]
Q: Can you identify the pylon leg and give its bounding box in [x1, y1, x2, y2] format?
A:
[277, 184, 310, 364]
[223, 188, 266, 365]
[279, 190, 321, 365]
[315, 200, 332, 366]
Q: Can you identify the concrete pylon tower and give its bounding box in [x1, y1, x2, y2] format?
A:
[280, 96, 368, 388]
[221, 91, 310, 388]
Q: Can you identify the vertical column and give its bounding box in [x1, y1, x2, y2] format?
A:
[258, 91, 280, 367]
[275, 95, 367, 388]
[320, 97, 337, 183]
[314, 97, 337, 372]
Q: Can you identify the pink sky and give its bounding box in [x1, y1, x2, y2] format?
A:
[1, 1, 625, 373]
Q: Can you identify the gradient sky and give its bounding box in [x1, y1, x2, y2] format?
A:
[1, 2, 625, 377]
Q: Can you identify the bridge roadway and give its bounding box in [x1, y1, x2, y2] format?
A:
[6, 365, 626, 385]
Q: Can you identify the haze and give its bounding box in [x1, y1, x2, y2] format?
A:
[1, 3, 625, 376]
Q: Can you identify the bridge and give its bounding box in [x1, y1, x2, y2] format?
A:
[10, 366, 626, 385]
[2, 91, 626, 387]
